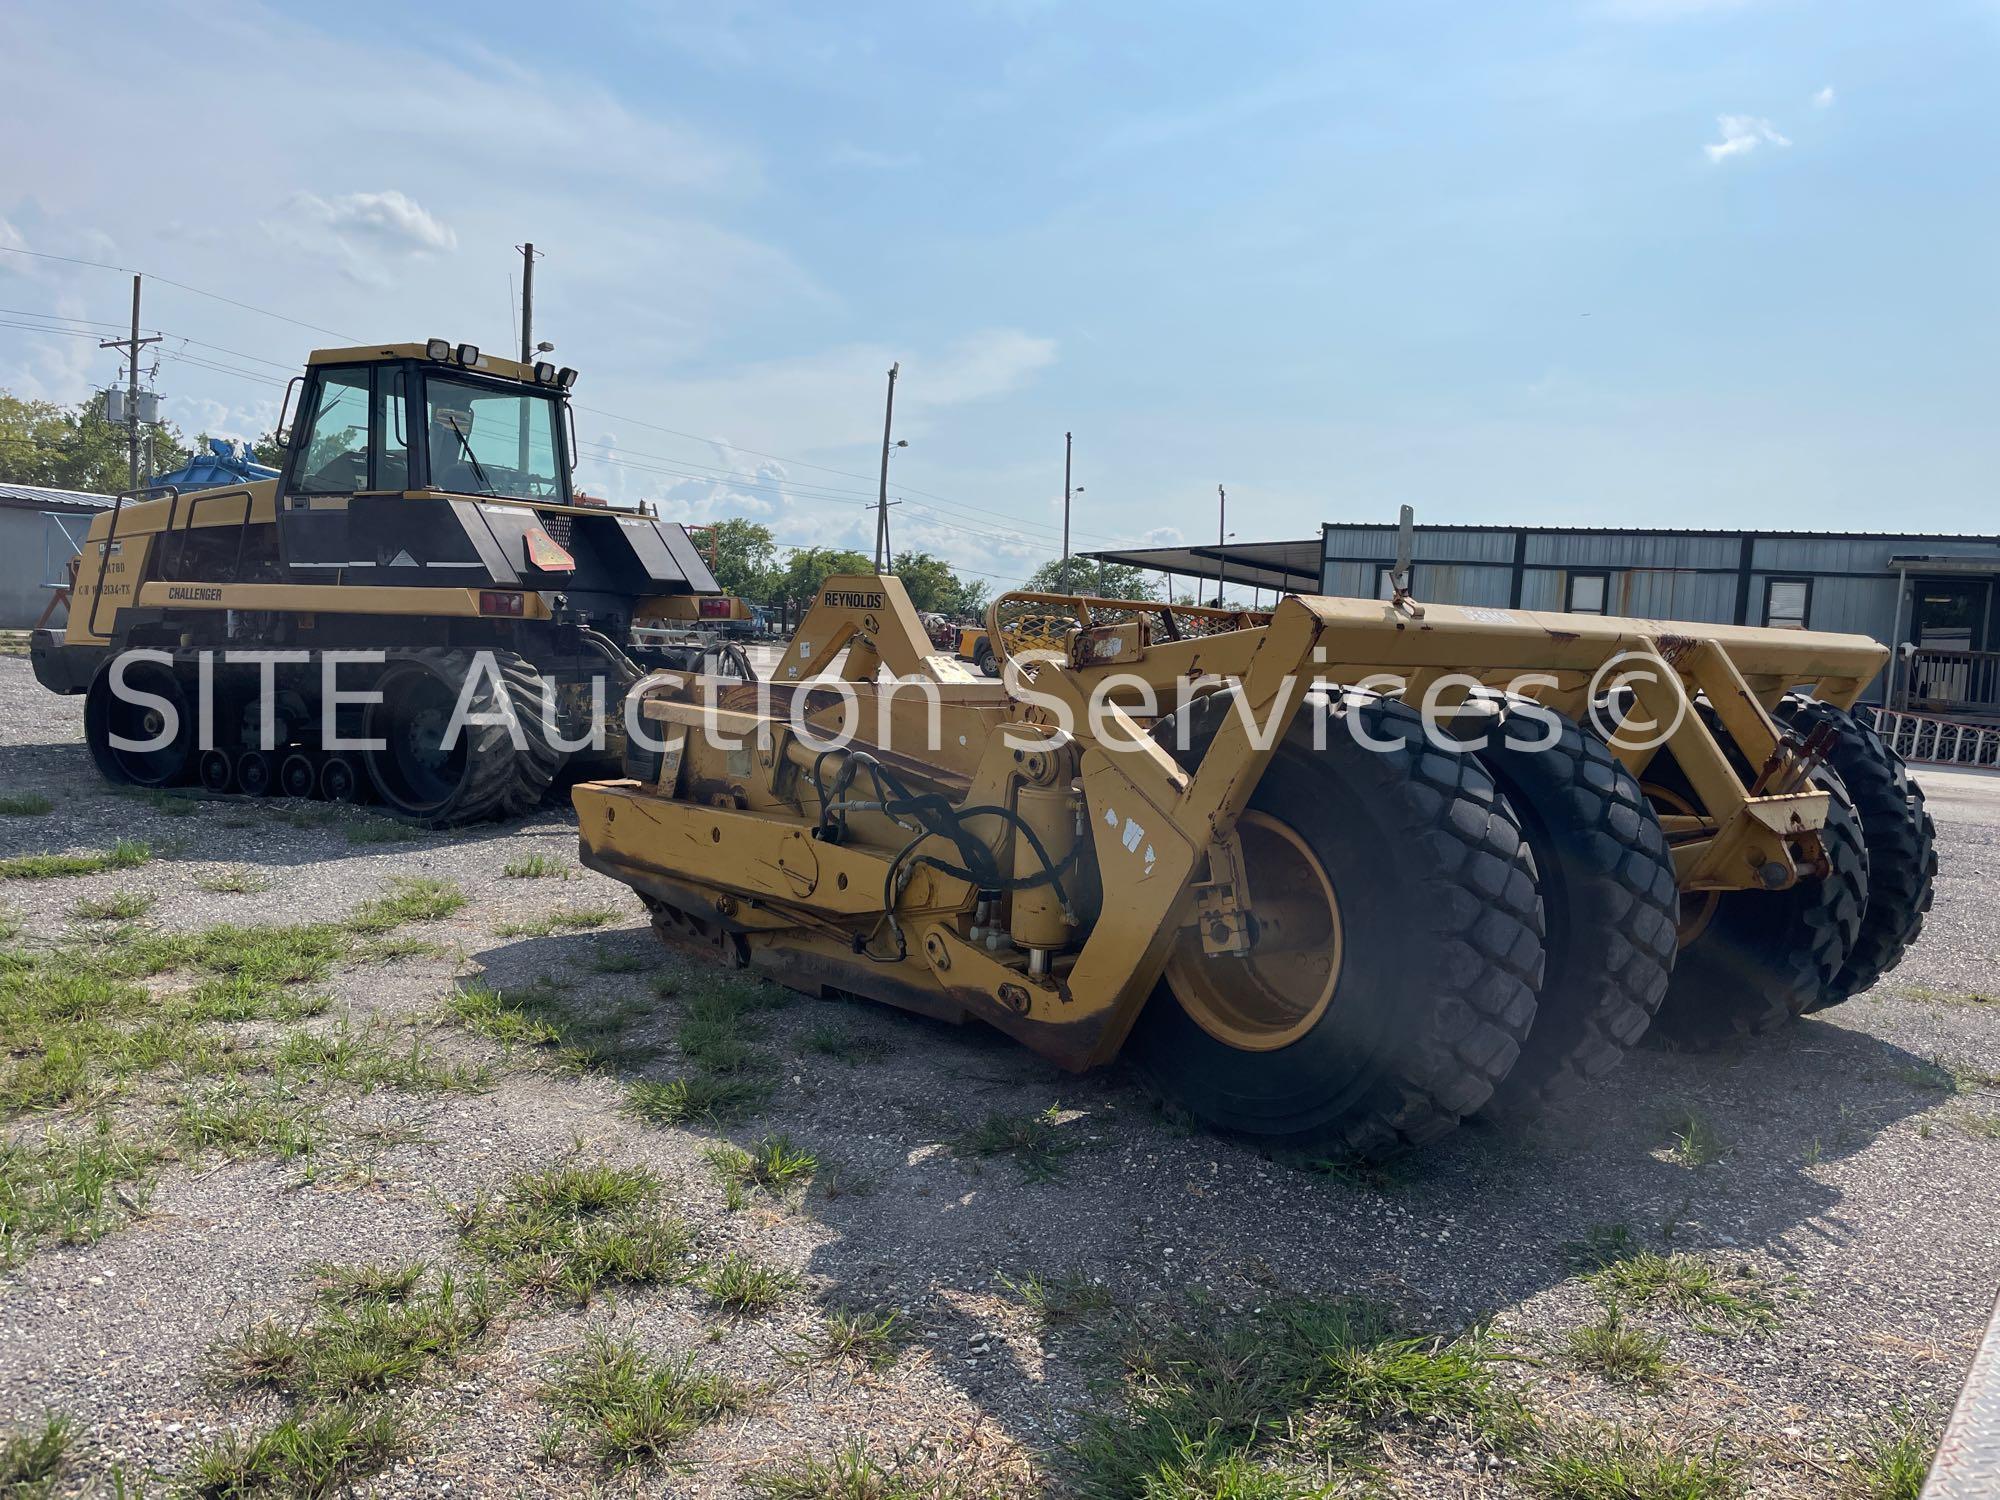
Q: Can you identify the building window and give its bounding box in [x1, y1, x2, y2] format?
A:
[1566, 571, 1609, 615]
[1765, 577, 1810, 630]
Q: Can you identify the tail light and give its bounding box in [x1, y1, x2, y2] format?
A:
[479, 590, 525, 616]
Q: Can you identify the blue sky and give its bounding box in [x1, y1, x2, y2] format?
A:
[2, 0, 1995, 595]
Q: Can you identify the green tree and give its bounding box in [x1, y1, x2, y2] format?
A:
[699, 517, 780, 601]
[1023, 556, 1158, 601]
[772, 546, 875, 613]
[890, 549, 988, 616]
[0, 388, 190, 493]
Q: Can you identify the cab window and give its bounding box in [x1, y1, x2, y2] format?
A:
[375, 367, 409, 490]
[294, 368, 370, 494]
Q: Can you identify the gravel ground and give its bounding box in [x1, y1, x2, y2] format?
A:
[2, 648, 1998, 1497]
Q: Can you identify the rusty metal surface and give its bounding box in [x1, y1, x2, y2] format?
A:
[1925, 1289, 2000, 1498]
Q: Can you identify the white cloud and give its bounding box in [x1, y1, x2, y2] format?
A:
[285, 190, 457, 257]
[1813, 85, 1836, 108]
[1704, 115, 1791, 162]
[1141, 525, 1184, 546]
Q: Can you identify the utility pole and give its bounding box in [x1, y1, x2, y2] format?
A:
[874, 362, 900, 572]
[1214, 484, 1227, 606]
[518, 243, 537, 364]
[99, 275, 161, 492]
[1061, 431, 1073, 591]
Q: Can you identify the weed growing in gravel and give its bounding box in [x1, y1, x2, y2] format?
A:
[705, 1133, 818, 1202]
[1956, 1110, 2000, 1141]
[1069, 1295, 1517, 1496]
[1562, 1224, 1637, 1271]
[493, 903, 620, 937]
[1843, 1409, 1937, 1500]
[1663, 1110, 1725, 1168]
[997, 1268, 1116, 1325]
[743, 1442, 1030, 1499]
[1523, 1424, 1739, 1499]
[109, 785, 199, 817]
[954, 1106, 1084, 1181]
[340, 815, 422, 845]
[0, 793, 54, 817]
[699, 1250, 801, 1314]
[1592, 1252, 1776, 1333]
[1563, 1308, 1675, 1390]
[0, 838, 151, 881]
[211, 1265, 499, 1400]
[448, 981, 563, 1048]
[799, 1021, 894, 1064]
[804, 1306, 906, 1370]
[173, 1080, 324, 1162]
[457, 1163, 694, 1305]
[346, 875, 466, 934]
[504, 853, 570, 878]
[197, 868, 273, 894]
[625, 1073, 772, 1126]
[0, 1414, 74, 1494]
[542, 1327, 753, 1468]
[588, 944, 653, 974]
[70, 890, 155, 922]
[184, 1404, 411, 1498]
[0, 1118, 158, 1266]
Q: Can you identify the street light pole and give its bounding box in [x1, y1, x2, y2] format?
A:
[1061, 431, 1072, 591]
[874, 362, 900, 573]
[1214, 484, 1227, 606]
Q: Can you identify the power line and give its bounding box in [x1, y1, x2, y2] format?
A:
[0, 245, 359, 340]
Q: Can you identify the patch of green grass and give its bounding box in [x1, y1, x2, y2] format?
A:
[1843, 1410, 1937, 1500]
[1956, 1110, 2000, 1141]
[998, 1267, 1116, 1325]
[345, 876, 466, 934]
[457, 1164, 694, 1305]
[804, 1306, 906, 1370]
[588, 945, 653, 975]
[624, 1073, 772, 1126]
[173, 1081, 323, 1162]
[503, 852, 570, 879]
[0, 1119, 158, 1267]
[197, 868, 273, 894]
[0, 1414, 75, 1496]
[1524, 1425, 1740, 1499]
[0, 838, 151, 881]
[494, 904, 620, 937]
[743, 1442, 1030, 1500]
[799, 1021, 894, 1064]
[1562, 1224, 1638, 1272]
[109, 785, 199, 816]
[541, 1327, 752, 1468]
[1563, 1307, 1674, 1390]
[705, 1133, 817, 1198]
[210, 1265, 499, 1401]
[0, 793, 54, 817]
[699, 1250, 800, 1315]
[954, 1106, 1082, 1181]
[448, 981, 562, 1048]
[183, 1405, 410, 1498]
[1664, 1109, 1726, 1167]
[272, 1021, 490, 1095]
[71, 889, 155, 922]
[1069, 1296, 1516, 1498]
[1592, 1252, 1777, 1332]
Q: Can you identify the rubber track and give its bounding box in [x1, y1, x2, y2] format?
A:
[1775, 694, 1937, 1007]
[1472, 699, 1678, 1120]
[379, 648, 565, 825]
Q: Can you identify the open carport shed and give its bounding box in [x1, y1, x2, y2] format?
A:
[1077, 535, 1322, 601]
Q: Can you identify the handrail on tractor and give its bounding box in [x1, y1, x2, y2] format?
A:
[86, 483, 179, 640]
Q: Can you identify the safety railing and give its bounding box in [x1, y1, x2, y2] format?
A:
[1869, 707, 2000, 768]
[1897, 648, 2000, 717]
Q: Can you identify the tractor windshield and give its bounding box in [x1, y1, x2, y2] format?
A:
[423, 374, 567, 502]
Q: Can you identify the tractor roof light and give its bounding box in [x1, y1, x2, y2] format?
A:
[455, 343, 480, 366]
[425, 338, 450, 361]
[533, 361, 556, 384]
[558, 367, 579, 390]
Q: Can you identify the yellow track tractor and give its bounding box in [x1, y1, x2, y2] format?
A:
[31, 340, 735, 823]
[574, 568, 1936, 1157]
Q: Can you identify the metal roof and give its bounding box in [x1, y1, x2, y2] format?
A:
[1080, 537, 1323, 593]
[0, 481, 115, 512]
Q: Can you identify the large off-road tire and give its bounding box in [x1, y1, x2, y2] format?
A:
[1647, 765, 1869, 1049]
[361, 648, 565, 825]
[1124, 692, 1545, 1161]
[1463, 696, 1678, 1120]
[1774, 695, 1936, 1007]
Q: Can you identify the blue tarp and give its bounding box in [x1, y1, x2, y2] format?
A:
[151, 437, 279, 492]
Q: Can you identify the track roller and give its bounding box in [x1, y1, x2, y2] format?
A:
[236, 750, 276, 797]
[197, 748, 235, 793]
[279, 751, 319, 800]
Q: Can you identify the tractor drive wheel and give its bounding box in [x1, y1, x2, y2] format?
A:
[1774, 695, 1936, 1007]
[973, 638, 999, 678]
[361, 648, 565, 825]
[85, 656, 194, 788]
[1461, 696, 1678, 1121]
[1125, 692, 1545, 1160]
[1647, 765, 1870, 1049]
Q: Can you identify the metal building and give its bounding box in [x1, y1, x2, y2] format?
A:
[1084, 523, 2000, 717]
[0, 481, 114, 630]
